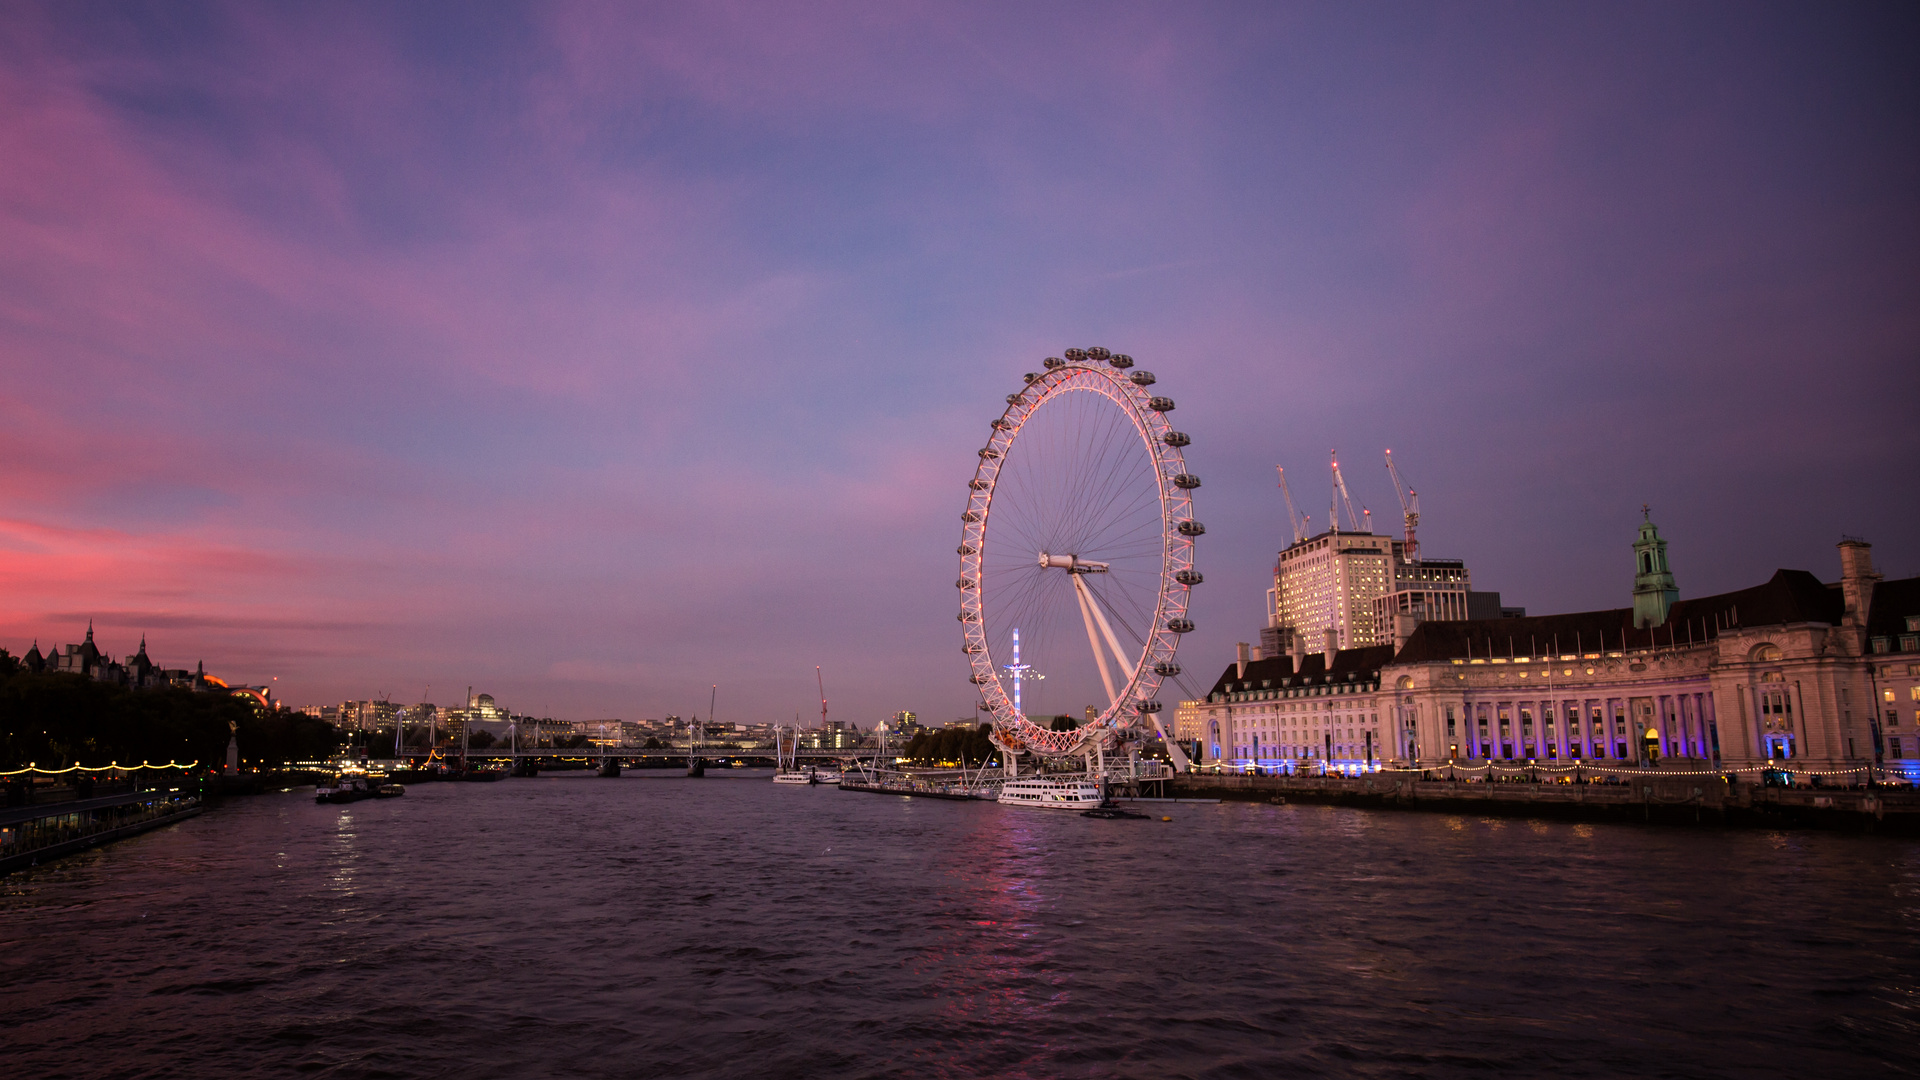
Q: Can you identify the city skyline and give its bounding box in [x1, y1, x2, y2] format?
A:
[2, 3, 1915, 725]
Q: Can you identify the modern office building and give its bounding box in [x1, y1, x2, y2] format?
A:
[1266, 529, 1514, 655]
[1267, 529, 1395, 650]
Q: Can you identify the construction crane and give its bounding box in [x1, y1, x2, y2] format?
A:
[1330, 450, 1361, 533]
[1385, 449, 1420, 562]
[1275, 465, 1310, 544]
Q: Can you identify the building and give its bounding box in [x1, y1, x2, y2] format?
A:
[1266, 529, 1519, 656]
[18, 625, 224, 694]
[1173, 699, 1205, 744]
[1867, 574, 1920, 772]
[1199, 520, 1914, 777]
[888, 711, 923, 739]
[1193, 638, 1394, 771]
[1268, 529, 1394, 650]
[1372, 554, 1472, 643]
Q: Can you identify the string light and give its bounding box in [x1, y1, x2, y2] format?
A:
[0, 761, 196, 776]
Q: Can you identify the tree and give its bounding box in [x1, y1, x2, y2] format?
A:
[0, 670, 337, 769]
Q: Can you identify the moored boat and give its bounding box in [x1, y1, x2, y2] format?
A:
[997, 776, 1103, 810]
[316, 772, 375, 803]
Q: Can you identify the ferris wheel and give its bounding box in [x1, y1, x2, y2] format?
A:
[957, 346, 1199, 769]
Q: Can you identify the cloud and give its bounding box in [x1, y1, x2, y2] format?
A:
[0, 1, 1913, 720]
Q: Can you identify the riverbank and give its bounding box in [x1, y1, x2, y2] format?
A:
[1171, 771, 1920, 832]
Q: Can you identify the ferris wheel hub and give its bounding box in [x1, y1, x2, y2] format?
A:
[1038, 551, 1109, 574]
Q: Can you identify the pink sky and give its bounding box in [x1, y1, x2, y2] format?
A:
[2, 2, 1915, 723]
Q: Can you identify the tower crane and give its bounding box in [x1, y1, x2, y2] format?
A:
[1330, 450, 1361, 533]
[1385, 449, 1419, 562]
[1275, 465, 1310, 544]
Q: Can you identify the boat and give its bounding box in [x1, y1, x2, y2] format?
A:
[997, 776, 1104, 810]
[315, 771, 375, 804]
[1081, 802, 1149, 819]
[374, 782, 406, 798]
[771, 723, 826, 785]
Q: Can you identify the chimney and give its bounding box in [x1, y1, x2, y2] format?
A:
[1289, 629, 1305, 671]
[1322, 627, 1338, 671]
[1839, 539, 1881, 628]
[1235, 642, 1250, 679]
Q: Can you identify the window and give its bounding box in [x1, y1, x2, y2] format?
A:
[1903, 636, 1919, 653]
[1873, 637, 1891, 654]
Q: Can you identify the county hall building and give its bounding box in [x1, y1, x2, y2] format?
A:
[1191, 520, 1916, 780]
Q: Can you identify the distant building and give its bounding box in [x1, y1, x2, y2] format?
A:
[18, 625, 223, 694]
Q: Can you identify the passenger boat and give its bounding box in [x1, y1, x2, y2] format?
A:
[773, 767, 819, 785]
[997, 776, 1103, 810]
[315, 772, 375, 804]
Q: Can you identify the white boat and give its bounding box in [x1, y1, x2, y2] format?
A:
[997, 776, 1103, 810]
[771, 725, 831, 785]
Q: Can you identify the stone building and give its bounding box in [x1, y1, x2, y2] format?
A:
[1867, 574, 1920, 774]
[1195, 521, 1912, 778]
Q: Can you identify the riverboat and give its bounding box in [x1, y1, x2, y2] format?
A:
[997, 777, 1103, 810]
[316, 773, 375, 803]
[773, 768, 821, 785]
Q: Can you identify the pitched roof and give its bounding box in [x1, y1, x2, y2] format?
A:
[1391, 568, 1848, 664]
[1204, 644, 1397, 697]
[1867, 576, 1920, 637]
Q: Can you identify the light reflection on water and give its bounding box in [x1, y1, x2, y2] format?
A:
[1, 773, 1916, 1078]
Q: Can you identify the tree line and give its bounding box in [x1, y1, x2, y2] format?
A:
[0, 652, 338, 769]
[897, 723, 999, 766]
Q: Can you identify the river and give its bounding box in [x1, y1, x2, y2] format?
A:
[3, 772, 1916, 1078]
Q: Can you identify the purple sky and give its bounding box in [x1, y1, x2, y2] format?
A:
[2, 2, 1915, 725]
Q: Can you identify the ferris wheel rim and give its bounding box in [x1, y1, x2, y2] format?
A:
[956, 349, 1197, 758]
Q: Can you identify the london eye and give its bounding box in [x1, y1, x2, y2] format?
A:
[957, 347, 1199, 771]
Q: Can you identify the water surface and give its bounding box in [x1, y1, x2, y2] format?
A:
[3, 772, 1916, 1078]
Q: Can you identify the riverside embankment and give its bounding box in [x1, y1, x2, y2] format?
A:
[1173, 770, 1920, 831]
